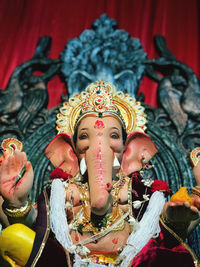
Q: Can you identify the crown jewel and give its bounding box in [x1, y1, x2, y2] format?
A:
[56, 81, 147, 135]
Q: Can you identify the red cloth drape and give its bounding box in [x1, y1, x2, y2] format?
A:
[0, 0, 199, 108]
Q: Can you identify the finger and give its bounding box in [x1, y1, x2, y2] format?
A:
[12, 156, 29, 187]
[190, 205, 199, 213]
[189, 207, 199, 221]
[24, 161, 34, 181]
[181, 204, 199, 220]
[183, 201, 190, 208]
[3, 149, 10, 159]
[0, 155, 4, 167]
[16, 161, 33, 183]
[21, 151, 28, 167]
[1, 156, 12, 177]
[193, 197, 200, 209]
[14, 150, 27, 171]
[25, 161, 32, 172]
[14, 161, 33, 194]
[7, 155, 16, 175]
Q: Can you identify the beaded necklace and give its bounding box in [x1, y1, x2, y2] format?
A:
[69, 173, 129, 235]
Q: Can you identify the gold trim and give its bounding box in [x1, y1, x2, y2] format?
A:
[1, 138, 23, 155]
[160, 216, 200, 267]
[65, 249, 72, 267]
[56, 81, 147, 135]
[88, 252, 119, 265]
[127, 177, 133, 216]
[127, 177, 133, 232]
[191, 187, 200, 198]
[3, 199, 32, 218]
[31, 190, 51, 267]
[190, 148, 200, 167]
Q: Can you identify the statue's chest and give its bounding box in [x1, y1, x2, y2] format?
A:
[68, 176, 130, 236]
[63, 176, 132, 261]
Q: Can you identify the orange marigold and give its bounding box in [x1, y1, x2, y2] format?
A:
[170, 187, 193, 205]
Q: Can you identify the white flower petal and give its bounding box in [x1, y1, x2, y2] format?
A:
[69, 221, 77, 230]
[63, 181, 69, 188]
[141, 179, 154, 187]
[128, 216, 140, 231]
[128, 216, 136, 225]
[65, 202, 73, 208]
[143, 194, 150, 201]
[132, 200, 142, 209]
[80, 258, 91, 265]
[76, 245, 90, 256]
[69, 244, 76, 253]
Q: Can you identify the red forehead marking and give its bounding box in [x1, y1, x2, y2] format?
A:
[94, 120, 105, 130]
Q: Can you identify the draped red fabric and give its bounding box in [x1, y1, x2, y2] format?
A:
[0, 0, 199, 108]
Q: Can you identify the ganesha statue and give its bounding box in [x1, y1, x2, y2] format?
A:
[0, 81, 200, 267]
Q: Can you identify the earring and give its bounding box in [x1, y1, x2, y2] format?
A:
[80, 157, 87, 175]
[141, 153, 154, 170]
[113, 155, 120, 169]
[140, 154, 154, 185]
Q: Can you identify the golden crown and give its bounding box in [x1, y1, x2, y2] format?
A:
[56, 81, 147, 135]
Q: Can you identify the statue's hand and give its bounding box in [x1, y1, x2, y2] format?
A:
[163, 198, 200, 238]
[164, 199, 200, 224]
[0, 149, 33, 208]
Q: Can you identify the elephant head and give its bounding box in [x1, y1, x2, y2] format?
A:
[45, 81, 158, 217]
[45, 116, 157, 216]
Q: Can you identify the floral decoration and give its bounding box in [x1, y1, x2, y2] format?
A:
[132, 194, 150, 209]
[50, 167, 72, 180]
[150, 180, 170, 196]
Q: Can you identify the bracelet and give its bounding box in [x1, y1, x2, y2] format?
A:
[2, 198, 32, 218]
[191, 187, 200, 198]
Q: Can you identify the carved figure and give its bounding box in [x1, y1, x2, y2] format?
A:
[0, 81, 200, 267]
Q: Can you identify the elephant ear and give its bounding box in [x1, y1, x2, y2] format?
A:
[121, 132, 158, 175]
[44, 133, 79, 176]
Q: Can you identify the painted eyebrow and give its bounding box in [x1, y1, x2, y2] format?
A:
[110, 127, 120, 131]
[79, 128, 88, 131]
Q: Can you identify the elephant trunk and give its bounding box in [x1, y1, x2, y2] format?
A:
[86, 141, 113, 216]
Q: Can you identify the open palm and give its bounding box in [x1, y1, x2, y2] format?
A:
[0, 149, 33, 207]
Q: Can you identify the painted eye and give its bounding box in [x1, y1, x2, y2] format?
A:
[79, 133, 88, 140]
[110, 132, 120, 139]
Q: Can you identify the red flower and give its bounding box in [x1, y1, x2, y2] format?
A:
[151, 180, 170, 196]
[50, 167, 72, 181]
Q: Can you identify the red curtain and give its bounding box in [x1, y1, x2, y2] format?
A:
[0, 0, 199, 108]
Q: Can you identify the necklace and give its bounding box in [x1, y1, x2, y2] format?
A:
[69, 173, 129, 235]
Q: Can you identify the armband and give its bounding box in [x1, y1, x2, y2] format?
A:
[191, 186, 200, 198]
[2, 198, 32, 218]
